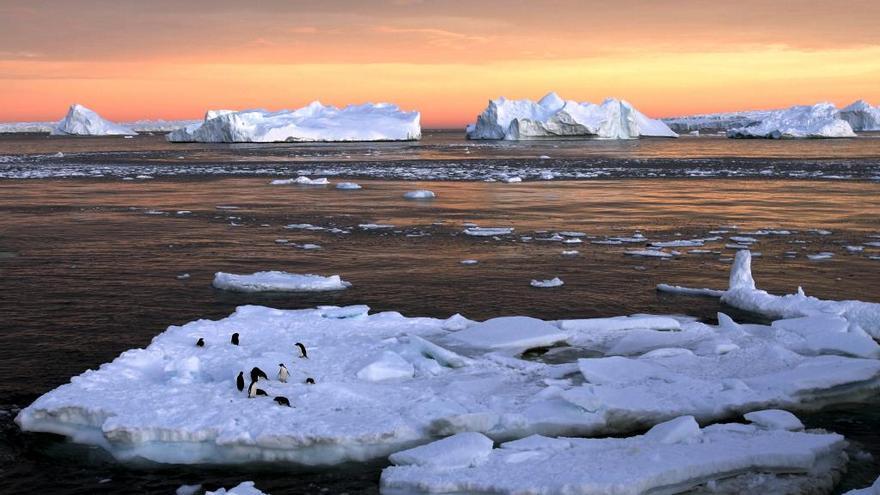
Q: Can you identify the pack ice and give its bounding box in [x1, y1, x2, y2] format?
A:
[466, 92, 678, 140]
[167, 102, 421, 143]
[381, 414, 847, 495]
[727, 102, 856, 139]
[51, 104, 137, 136]
[16, 280, 880, 466]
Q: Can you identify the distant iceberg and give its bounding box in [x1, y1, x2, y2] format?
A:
[839, 100, 880, 131]
[167, 102, 421, 143]
[51, 104, 137, 136]
[466, 92, 678, 140]
[727, 103, 856, 139]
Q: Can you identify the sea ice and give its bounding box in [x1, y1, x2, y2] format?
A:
[205, 482, 267, 495]
[463, 227, 514, 237]
[212, 271, 351, 292]
[51, 104, 137, 136]
[336, 182, 362, 190]
[624, 249, 673, 258]
[168, 102, 420, 143]
[466, 92, 678, 140]
[403, 190, 436, 200]
[530, 277, 564, 288]
[270, 176, 329, 186]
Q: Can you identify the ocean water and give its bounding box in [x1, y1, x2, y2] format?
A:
[0, 134, 879, 494]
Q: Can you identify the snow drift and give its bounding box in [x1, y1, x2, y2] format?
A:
[51, 104, 137, 136]
[466, 92, 678, 140]
[167, 102, 421, 143]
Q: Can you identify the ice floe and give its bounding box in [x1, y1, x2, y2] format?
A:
[51, 104, 137, 136]
[530, 277, 564, 288]
[206, 482, 267, 495]
[381, 413, 847, 495]
[336, 182, 362, 190]
[167, 102, 421, 143]
[466, 92, 678, 140]
[212, 271, 351, 292]
[270, 176, 329, 186]
[463, 227, 514, 237]
[403, 190, 436, 200]
[727, 103, 856, 139]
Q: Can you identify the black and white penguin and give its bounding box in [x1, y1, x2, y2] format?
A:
[247, 380, 258, 398]
[250, 366, 268, 382]
[278, 364, 289, 383]
[305, 377, 315, 385]
[273, 396, 291, 407]
[196, 338, 205, 347]
[295, 342, 308, 359]
[231, 333, 239, 345]
[255, 389, 268, 397]
[236, 371, 244, 392]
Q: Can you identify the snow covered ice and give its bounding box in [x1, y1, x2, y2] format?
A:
[381, 413, 848, 495]
[51, 104, 137, 136]
[205, 482, 267, 495]
[403, 190, 436, 200]
[167, 102, 421, 143]
[212, 271, 351, 292]
[727, 103, 856, 139]
[466, 92, 678, 140]
[269, 176, 329, 186]
[530, 277, 564, 288]
[840, 100, 880, 131]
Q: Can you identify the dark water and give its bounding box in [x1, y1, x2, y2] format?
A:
[0, 177, 878, 493]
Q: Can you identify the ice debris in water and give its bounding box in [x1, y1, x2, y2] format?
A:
[205, 482, 267, 495]
[336, 182, 362, 190]
[530, 277, 564, 288]
[403, 190, 436, 200]
[270, 176, 329, 186]
[212, 271, 351, 292]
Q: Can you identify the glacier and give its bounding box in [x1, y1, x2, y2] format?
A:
[727, 102, 856, 139]
[167, 102, 421, 143]
[51, 104, 137, 136]
[466, 92, 678, 140]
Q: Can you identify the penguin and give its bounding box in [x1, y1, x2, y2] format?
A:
[255, 389, 268, 397]
[236, 371, 244, 392]
[247, 380, 258, 398]
[305, 377, 315, 385]
[295, 342, 308, 359]
[231, 333, 239, 345]
[196, 338, 205, 347]
[250, 366, 268, 382]
[273, 396, 291, 407]
[278, 364, 290, 383]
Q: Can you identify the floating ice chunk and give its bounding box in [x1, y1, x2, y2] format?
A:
[205, 482, 267, 495]
[502, 176, 522, 183]
[643, 415, 701, 444]
[650, 239, 705, 248]
[168, 102, 421, 143]
[539, 171, 555, 180]
[381, 418, 846, 495]
[530, 277, 564, 288]
[466, 93, 677, 140]
[51, 104, 137, 136]
[294, 243, 321, 250]
[744, 409, 804, 431]
[559, 231, 586, 237]
[728, 102, 856, 139]
[624, 249, 673, 258]
[387, 432, 493, 469]
[463, 227, 514, 236]
[176, 484, 202, 495]
[728, 249, 756, 290]
[844, 475, 880, 495]
[729, 236, 757, 244]
[807, 252, 834, 260]
[336, 182, 362, 190]
[656, 284, 725, 297]
[561, 250, 579, 256]
[176, 273, 191, 280]
[360, 223, 395, 230]
[270, 176, 329, 186]
[403, 190, 436, 200]
[460, 259, 478, 265]
[357, 351, 415, 382]
[846, 245, 865, 252]
[559, 315, 681, 333]
[451, 316, 568, 352]
[212, 271, 351, 292]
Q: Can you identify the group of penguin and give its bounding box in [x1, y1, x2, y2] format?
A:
[195, 332, 313, 408]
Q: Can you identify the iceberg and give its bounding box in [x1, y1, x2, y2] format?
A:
[840, 100, 880, 131]
[380, 414, 847, 495]
[212, 271, 351, 292]
[466, 92, 678, 140]
[727, 102, 856, 139]
[51, 104, 137, 136]
[167, 102, 421, 143]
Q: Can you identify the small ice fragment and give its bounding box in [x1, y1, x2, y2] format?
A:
[530, 277, 564, 288]
[336, 182, 362, 190]
[403, 190, 436, 200]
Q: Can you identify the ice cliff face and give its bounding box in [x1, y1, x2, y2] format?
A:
[466, 92, 678, 140]
[167, 102, 421, 143]
[840, 100, 880, 131]
[727, 102, 856, 139]
[51, 104, 137, 136]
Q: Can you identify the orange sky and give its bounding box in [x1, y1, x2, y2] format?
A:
[1, 0, 879, 127]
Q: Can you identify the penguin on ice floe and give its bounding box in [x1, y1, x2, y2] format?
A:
[295, 342, 308, 359]
[273, 396, 291, 407]
[236, 371, 245, 392]
[305, 377, 315, 385]
[231, 333, 239, 345]
[196, 338, 205, 347]
[247, 381, 268, 398]
[278, 364, 289, 383]
[250, 367, 268, 382]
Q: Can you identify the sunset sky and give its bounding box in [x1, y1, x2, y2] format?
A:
[1, 0, 879, 127]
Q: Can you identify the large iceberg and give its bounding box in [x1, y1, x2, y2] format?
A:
[167, 102, 420, 143]
[466, 92, 678, 140]
[51, 104, 137, 136]
[840, 100, 880, 131]
[726, 103, 856, 139]
[381, 414, 847, 495]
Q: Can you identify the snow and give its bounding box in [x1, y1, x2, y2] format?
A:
[840, 100, 880, 131]
[51, 104, 137, 136]
[530, 277, 564, 288]
[463, 227, 514, 237]
[270, 176, 329, 186]
[387, 432, 493, 469]
[336, 182, 362, 190]
[212, 271, 351, 292]
[381, 415, 847, 495]
[727, 103, 856, 139]
[466, 93, 678, 140]
[356, 351, 415, 382]
[205, 482, 267, 495]
[743, 409, 804, 431]
[450, 316, 568, 352]
[167, 102, 420, 143]
[403, 190, 436, 200]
